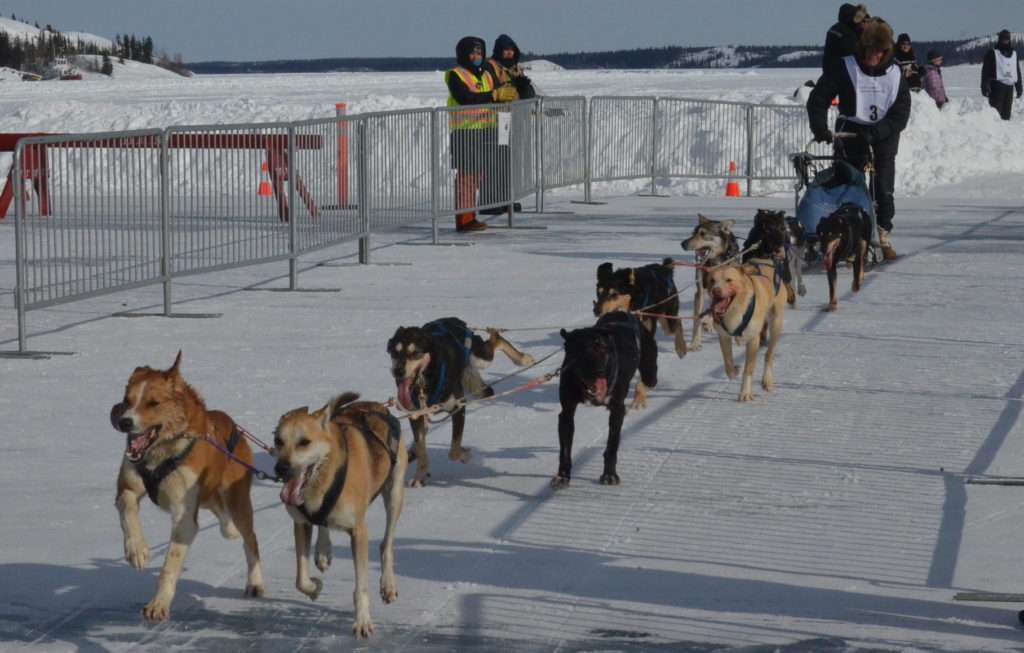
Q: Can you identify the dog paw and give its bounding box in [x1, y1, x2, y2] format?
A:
[298, 577, 323, 601]
[352, 618, 375, 639]
[141, 600, 170, 622]
[739, 392, 755, 402]
[599, 473, 621, 486]
[124, 539, 150, 569]
[630, 397, 647, 409]
[315, 550, 332, 573]
[408, 473, 430, 488]
[245, 582, 267, 598]
[798, 285, 807, 297]
[689, 341, 702, 352]
[520, 354, 535, 366]
[380, 581, 398, 604]
[822, 304, 837, 313]
[550, 476, 570, 490]
[449, 447, 471, 463]
[725, 367, 738, 379]
[762, 379, 774, 392]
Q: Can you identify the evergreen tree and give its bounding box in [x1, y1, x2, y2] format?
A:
[142, 36, 154, 63]
[101, 52, 113, 76]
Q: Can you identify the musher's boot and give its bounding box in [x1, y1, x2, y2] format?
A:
[878, 227, 900, 260]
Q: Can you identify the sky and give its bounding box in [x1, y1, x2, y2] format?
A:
[0, 0, 1020, 62]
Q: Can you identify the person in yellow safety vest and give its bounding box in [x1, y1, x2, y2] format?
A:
[446, 35, 518, 232]
[479, 33, 536, 215]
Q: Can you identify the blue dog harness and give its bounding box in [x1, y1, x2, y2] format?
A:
[411, 319, 475, 409]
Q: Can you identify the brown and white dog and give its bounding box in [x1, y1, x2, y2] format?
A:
[272, 393, 407, 638]
[110, 351, 266, 622]
[705, 261, 788, 402]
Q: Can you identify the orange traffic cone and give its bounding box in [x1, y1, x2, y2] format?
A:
[258, 162, 273, 196]
[725, 161, 741, 197]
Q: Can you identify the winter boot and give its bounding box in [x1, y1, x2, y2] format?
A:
[877, 227, 900, 260]
[456, 213, 487, 232]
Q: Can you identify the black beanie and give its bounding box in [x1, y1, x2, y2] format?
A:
[897, 33, 911, 44]
[926, 49, 942, 63]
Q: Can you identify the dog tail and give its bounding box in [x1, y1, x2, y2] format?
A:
[662, 257, 674, 269]
[327, 392, 361, 419]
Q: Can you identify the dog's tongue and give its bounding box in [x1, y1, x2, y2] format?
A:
[125, 428, 156, 461]
[396, 378, 415, 410]
[713, 296, 731, 315]
[696, 248, 710, 264]
[589, 378, 608, 404]
[280, 476, 306, 506]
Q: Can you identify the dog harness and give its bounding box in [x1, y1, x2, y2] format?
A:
[134, 424, 240, 505]
[412, 319, 475, 409]
[714, 262, 779, 338]
[294, 410, 402, 526]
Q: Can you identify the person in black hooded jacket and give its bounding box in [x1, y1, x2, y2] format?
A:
[479, 34, 535, 214]
[445, 35, 517, 231]
[893, 33, 922, 91]
[822, 3, 869, 72]
[981, 29, 1023, 120]
[808, 16, 911, 261]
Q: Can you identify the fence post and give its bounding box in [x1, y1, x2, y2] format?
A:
[288, 125, 299, 288]
[336, 103, 349, 208]
[584, 99, 593, 204]
[357, 120, 370, 264]
[649, 97, 658, 195]
[745, 104, 754, 197]
[430, 109, 440, 244]
[13, 142, 27, 352]
[536, 97, 545, 214]
[160, 129, 172, 315]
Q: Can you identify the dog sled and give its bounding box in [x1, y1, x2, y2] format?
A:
[789, 133, 883, 266]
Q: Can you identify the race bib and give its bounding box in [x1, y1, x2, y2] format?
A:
[995, 49, 1019, 85]
[841, 56, 901, 125]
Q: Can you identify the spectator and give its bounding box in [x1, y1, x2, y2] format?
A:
[808, 16, 911, 261]
[445, 36, 517, 232]
[823, 4, 869, 71]
[920, 49, 949, 108]
[480, 33, 534, 215]
[893, 33, 922, 91]
[981, 29, 1023, 120]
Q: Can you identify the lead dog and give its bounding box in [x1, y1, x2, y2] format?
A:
[681, 214, 739, 350]
[705, 261, 788, 402]
[552, 311, 658, 489]
[816, 202, 872, 312]
[594, 258, 686, 359]
[387, 317, 534, 487]
[110, 351, 265, 622]
[273, 393, 407, 638]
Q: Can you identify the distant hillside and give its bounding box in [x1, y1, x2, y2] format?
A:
[190, 34, 1023, 74]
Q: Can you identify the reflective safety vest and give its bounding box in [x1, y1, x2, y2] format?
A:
[446, 67, 496, 130]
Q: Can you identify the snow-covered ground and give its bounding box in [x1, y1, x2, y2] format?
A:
[1, 66, 1024, 652]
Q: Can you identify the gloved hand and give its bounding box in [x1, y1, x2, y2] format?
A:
[492, 85, 518, 103]
[1017, 88, 1023, 99]
[858, 129, 875, 146]
[982, 84, 990, 97]
[513, 75, 532, 93]
[813, 130, 833, 144]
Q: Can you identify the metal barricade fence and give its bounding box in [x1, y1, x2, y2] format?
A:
[163, 123, 300, 276]
[655, 98, 751, 187]
[536, 96, 586, 198]
[586, 97, 656, 201]
[7, 94, 825, 354]
[13, 130, 164, 348]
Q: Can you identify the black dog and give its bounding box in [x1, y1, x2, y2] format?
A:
[552, 311, 658, 490]
[815, 203, 872, 312]
[387, 317, 533, 487]
[593, 258, 686, 359]
[743, 209, 803, 304]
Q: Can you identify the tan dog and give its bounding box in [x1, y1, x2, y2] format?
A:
[273, 393, 407, 638]
[110, 351, 265, 622]
[705, 260, 788, 402]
